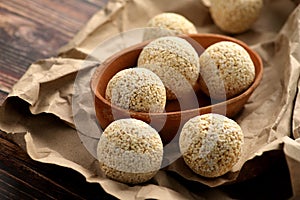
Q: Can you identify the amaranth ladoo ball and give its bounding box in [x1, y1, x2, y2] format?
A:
[97, 118, 163, 184]
[138, 36, 200, 100]
[210, 0, 263, 34]
[143, 12, 197, 41]
[199, 41, 255, 100]
[179, 113, 244, 178]
[105, 68, 166, 113]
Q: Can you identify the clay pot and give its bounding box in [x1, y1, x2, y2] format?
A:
[91, 33, 263, 144]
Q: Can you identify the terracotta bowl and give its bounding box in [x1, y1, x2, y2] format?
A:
[91, 33, 263, 144]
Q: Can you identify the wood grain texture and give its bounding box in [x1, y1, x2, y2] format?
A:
[0, 0, 116, 199]
[0, 133, 116, 199]
[0, 90, 7, 105]
[0, 0, 106, 94]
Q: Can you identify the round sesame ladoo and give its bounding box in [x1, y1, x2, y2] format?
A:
[210, 0, 263, 34]
[179, 113, 244, 178]
[97, 118, 163, 184]
[143, 12, 197, 41]
[138, 36, 200, 100]
[199, 41, 255, 100]
[105, 68, 166, 113]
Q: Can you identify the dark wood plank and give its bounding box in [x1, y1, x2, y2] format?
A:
[0, 0, 104, 93]
[0, 90, 7, 105]
[0, 170, 47, 200]
[0, 0, 100, 36]
[0, 133, 116, 199]
[220, 151, 293, 199]
[0, 0, 117, 199]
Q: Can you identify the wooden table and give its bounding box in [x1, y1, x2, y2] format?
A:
[0, 0, 117, 199]
[0, 0, 295, 199]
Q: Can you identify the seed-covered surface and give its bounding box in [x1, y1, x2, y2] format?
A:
[99, 163, 157, 184]
[179, 113, 244, 178]
[143, 12, 197, 41]
[105, 68, 166, 113]
[210, 0, 263, 34]
[199, 41, 255, 100]
[138, 36, 200, 100]
[97, 118, 163, 184]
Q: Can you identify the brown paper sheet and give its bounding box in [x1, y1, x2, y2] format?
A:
[1, 0, 300, 199]
[283, 137, 300, 197]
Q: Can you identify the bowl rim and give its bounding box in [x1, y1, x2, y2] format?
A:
[91, 33, 263, 117]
